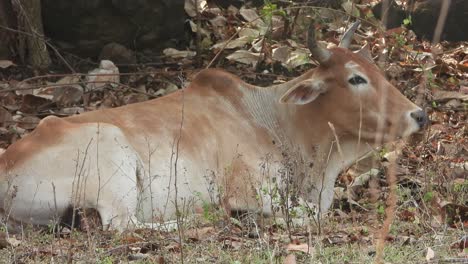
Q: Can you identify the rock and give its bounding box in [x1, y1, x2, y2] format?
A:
[17, 116, 40, 130]
[86, 60, 120, 91]
[52, 76, 84, 106]
[99, 42, 136, 65]
[41, 0, 186, 58]
[0, 107, 12, 127]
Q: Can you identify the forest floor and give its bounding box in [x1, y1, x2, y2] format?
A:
[0, 3, 467, 264]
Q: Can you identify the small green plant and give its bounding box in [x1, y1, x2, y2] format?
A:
[453, 180, 467, 193]
[261, 1, 286, 24]
[423, 191, 434, 203]
[394, 32, 407, 47]
[194, 191, 222, 223]
[403, 15, 412, 26]
[377, 204, 385, 216]
[361, 226, 369, 236]
[97, 256, 114, 264]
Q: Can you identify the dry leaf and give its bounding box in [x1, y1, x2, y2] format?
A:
[0, 92, 19, 111]
[163, 48, 196, 59]
[433, 90, 468, 102]
[184, 0, 207, 17]
[342, 2, 360, 17]
[0, 107, 12, 127]
[284, 254, 296, 264]
[223, 239, 242, 250]
[6, 237, 21, 247]
[272, 46, 291, 63]
[185, 226, 215, 241]
[17, 116, 40, 130]
[0, 60, 14, 69]
[238, 28, 260, 38]
[286, 243, 313, 255]
[226, 50, 262, 67]
[210, 15, 227, 28]
[19, 94, 52, 114]
[53, 86, 83, 106]
[188, 20, 211, 36]
[351, 169, 379, 188]
[239, 7, 266, 28]
[212, 36, 250, 50]
[425, 247, 435, 261]
[284, 49, 310, 69]
[52, 76, 84, 105]
[458, 59, 468, 72]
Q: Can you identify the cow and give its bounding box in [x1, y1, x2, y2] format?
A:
[0, 22, 428, 231]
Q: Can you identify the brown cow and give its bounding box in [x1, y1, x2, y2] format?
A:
[0, 22, 428, 230]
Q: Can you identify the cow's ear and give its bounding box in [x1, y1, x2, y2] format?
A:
[279, 80, 327, 105]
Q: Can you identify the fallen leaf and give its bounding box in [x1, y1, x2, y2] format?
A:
[19, 94, 52, 114]
[239, 7, 266, 28]
[128, 253, 149, 261]
[123, 94, 148, 105]
[342, 1, 360, 17]
[163, 48, 196, 59]
[188, 20, 211, 36]
[238, 28, 260, 38]
[0, 92, 19, 111]
[458, 59, 468, 72]
[0, 107, 12, 127]
[184, 0, 207, 17]
[0, 60, 14, 69]
[17, 116, 40, 130]
[0, 232, 8, 249]
[6, 237, 21, 247]
[52, 77, 84, 106]
[351, 168, 380, 187]
[284, 254, 296, 264]
[165, 241, 180, 252]
[442, 203, 468, 227]
[223, 239, 242, 250]
[425, 247, 435, 261]
[212, 36, 250, 50]
[433, 90, 468, 102]
[226, 50, 262, 67]
[185, 226, 216, 241]
[286, 243, 313, 255]
[272, 46, 291, 63]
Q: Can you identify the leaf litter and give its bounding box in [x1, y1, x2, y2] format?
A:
[0, 0, 467, 263]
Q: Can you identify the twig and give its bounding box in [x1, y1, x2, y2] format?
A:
[374, 145, 400, 264]
[432, 0, 451, 44]
[173, 88, 186, 263]
[104, 242, 157, 256]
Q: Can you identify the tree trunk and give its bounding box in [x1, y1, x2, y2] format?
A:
[14, 0, 51, 69]
[0, 1, 16, 59]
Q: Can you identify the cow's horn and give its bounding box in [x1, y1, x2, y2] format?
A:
[307, 23, 331, 63]
[339, 21, 361, 48]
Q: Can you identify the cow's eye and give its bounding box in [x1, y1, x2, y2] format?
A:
[348, 75, 367, 85]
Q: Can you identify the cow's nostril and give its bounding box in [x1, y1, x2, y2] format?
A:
[410, 110, 429, 128]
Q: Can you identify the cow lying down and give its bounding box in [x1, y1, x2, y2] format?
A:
[0, 22, 428, 231]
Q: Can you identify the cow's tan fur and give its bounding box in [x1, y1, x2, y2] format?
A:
[0, 43, 425, 230]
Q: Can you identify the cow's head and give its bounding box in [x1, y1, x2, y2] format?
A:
[280, 22, 428, 143]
